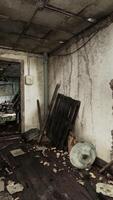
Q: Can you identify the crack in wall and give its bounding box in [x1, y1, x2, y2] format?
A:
[81, 36, 94, 136]
[77, 43, 80, 99]
[48, 19, 113, 161]
[68, 54, 73, 96]
[62, 58, 65, 93]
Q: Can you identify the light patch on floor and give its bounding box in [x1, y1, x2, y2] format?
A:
[6, 181, 24, 194]
[96, 182, 113, 198]
[10, 149, 25, 157]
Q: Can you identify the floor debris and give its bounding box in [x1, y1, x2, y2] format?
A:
[0, 192, 13, 200]
[56, 152, 60, 158]
[0, 141, 112, 200]
[108, 180, 113, 184]
[53, 168, 57, 173]
[6, 181, 24, 194]
[89, 172, 96, 179]
[43, 161, 50, 166]
[35, 145, 47, 156]
[96, 182, 113, 198]
[10, 149, 25, 157]
[14, 198, 20, 200]
[77, 179, 84, 186]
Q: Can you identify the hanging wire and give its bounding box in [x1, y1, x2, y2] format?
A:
[51, 29, 99, 57]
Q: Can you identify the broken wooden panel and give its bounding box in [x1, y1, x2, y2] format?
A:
[46, 93, 80, 149]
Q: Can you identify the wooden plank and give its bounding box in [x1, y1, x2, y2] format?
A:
[99, 160, 113, 173]
[38, 83, 60, 143]
[37, 99, 42, 130]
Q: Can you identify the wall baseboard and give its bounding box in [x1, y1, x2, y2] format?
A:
[95, 157, 113, 175]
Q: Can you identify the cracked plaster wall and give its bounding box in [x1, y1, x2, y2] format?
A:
[49, 21, 113, 162]
[0, 49, 44, 132]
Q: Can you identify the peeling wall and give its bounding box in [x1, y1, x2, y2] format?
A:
[49, 19, 113, 162]
[0, 49, 44, 131]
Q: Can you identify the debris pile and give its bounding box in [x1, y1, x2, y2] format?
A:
[34, 146, 69, 173]
[96, 182, 113, 198]
[0, 177, 24, 200]
[0, 84, 113, 199]
[31, 144, 113, 199]
[6, 181, 24, 195]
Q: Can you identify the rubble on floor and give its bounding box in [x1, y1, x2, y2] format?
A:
[0, 89, 112, 199]
[6, 181, 24, 195]
[10, 149, 25, 157]
[0, 141, 113, 200]
[96, 182, 113, 198]
[0, 192, 13, 200]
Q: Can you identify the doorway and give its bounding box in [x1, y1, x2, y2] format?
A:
[0, 59, 24, 136]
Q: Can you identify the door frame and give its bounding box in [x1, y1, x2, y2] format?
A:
[0, 57, 25, 133]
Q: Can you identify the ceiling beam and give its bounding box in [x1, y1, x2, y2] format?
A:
[45, 4, 95, 23]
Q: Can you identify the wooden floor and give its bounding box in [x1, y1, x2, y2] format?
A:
[0, 141, 112, 200]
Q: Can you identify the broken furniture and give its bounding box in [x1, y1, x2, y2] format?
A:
[45, 93, 80, 149]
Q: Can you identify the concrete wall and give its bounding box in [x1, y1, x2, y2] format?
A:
[49, 19, 113, 162]
[0, 49, 44, 131]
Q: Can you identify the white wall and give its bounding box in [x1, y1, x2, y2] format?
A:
[0, 49, 44, 131]
[49, 19, 113, 162]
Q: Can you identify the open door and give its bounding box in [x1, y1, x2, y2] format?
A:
[0, 59, 23, 136]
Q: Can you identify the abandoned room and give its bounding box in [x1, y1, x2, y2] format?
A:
[1, 0, 113, 199]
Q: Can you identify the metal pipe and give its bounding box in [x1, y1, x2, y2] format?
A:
[45, 4, 92, 23]
[43, 52, 48, 117]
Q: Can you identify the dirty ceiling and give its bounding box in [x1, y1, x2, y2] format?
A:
[0, 0, 113, 54]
